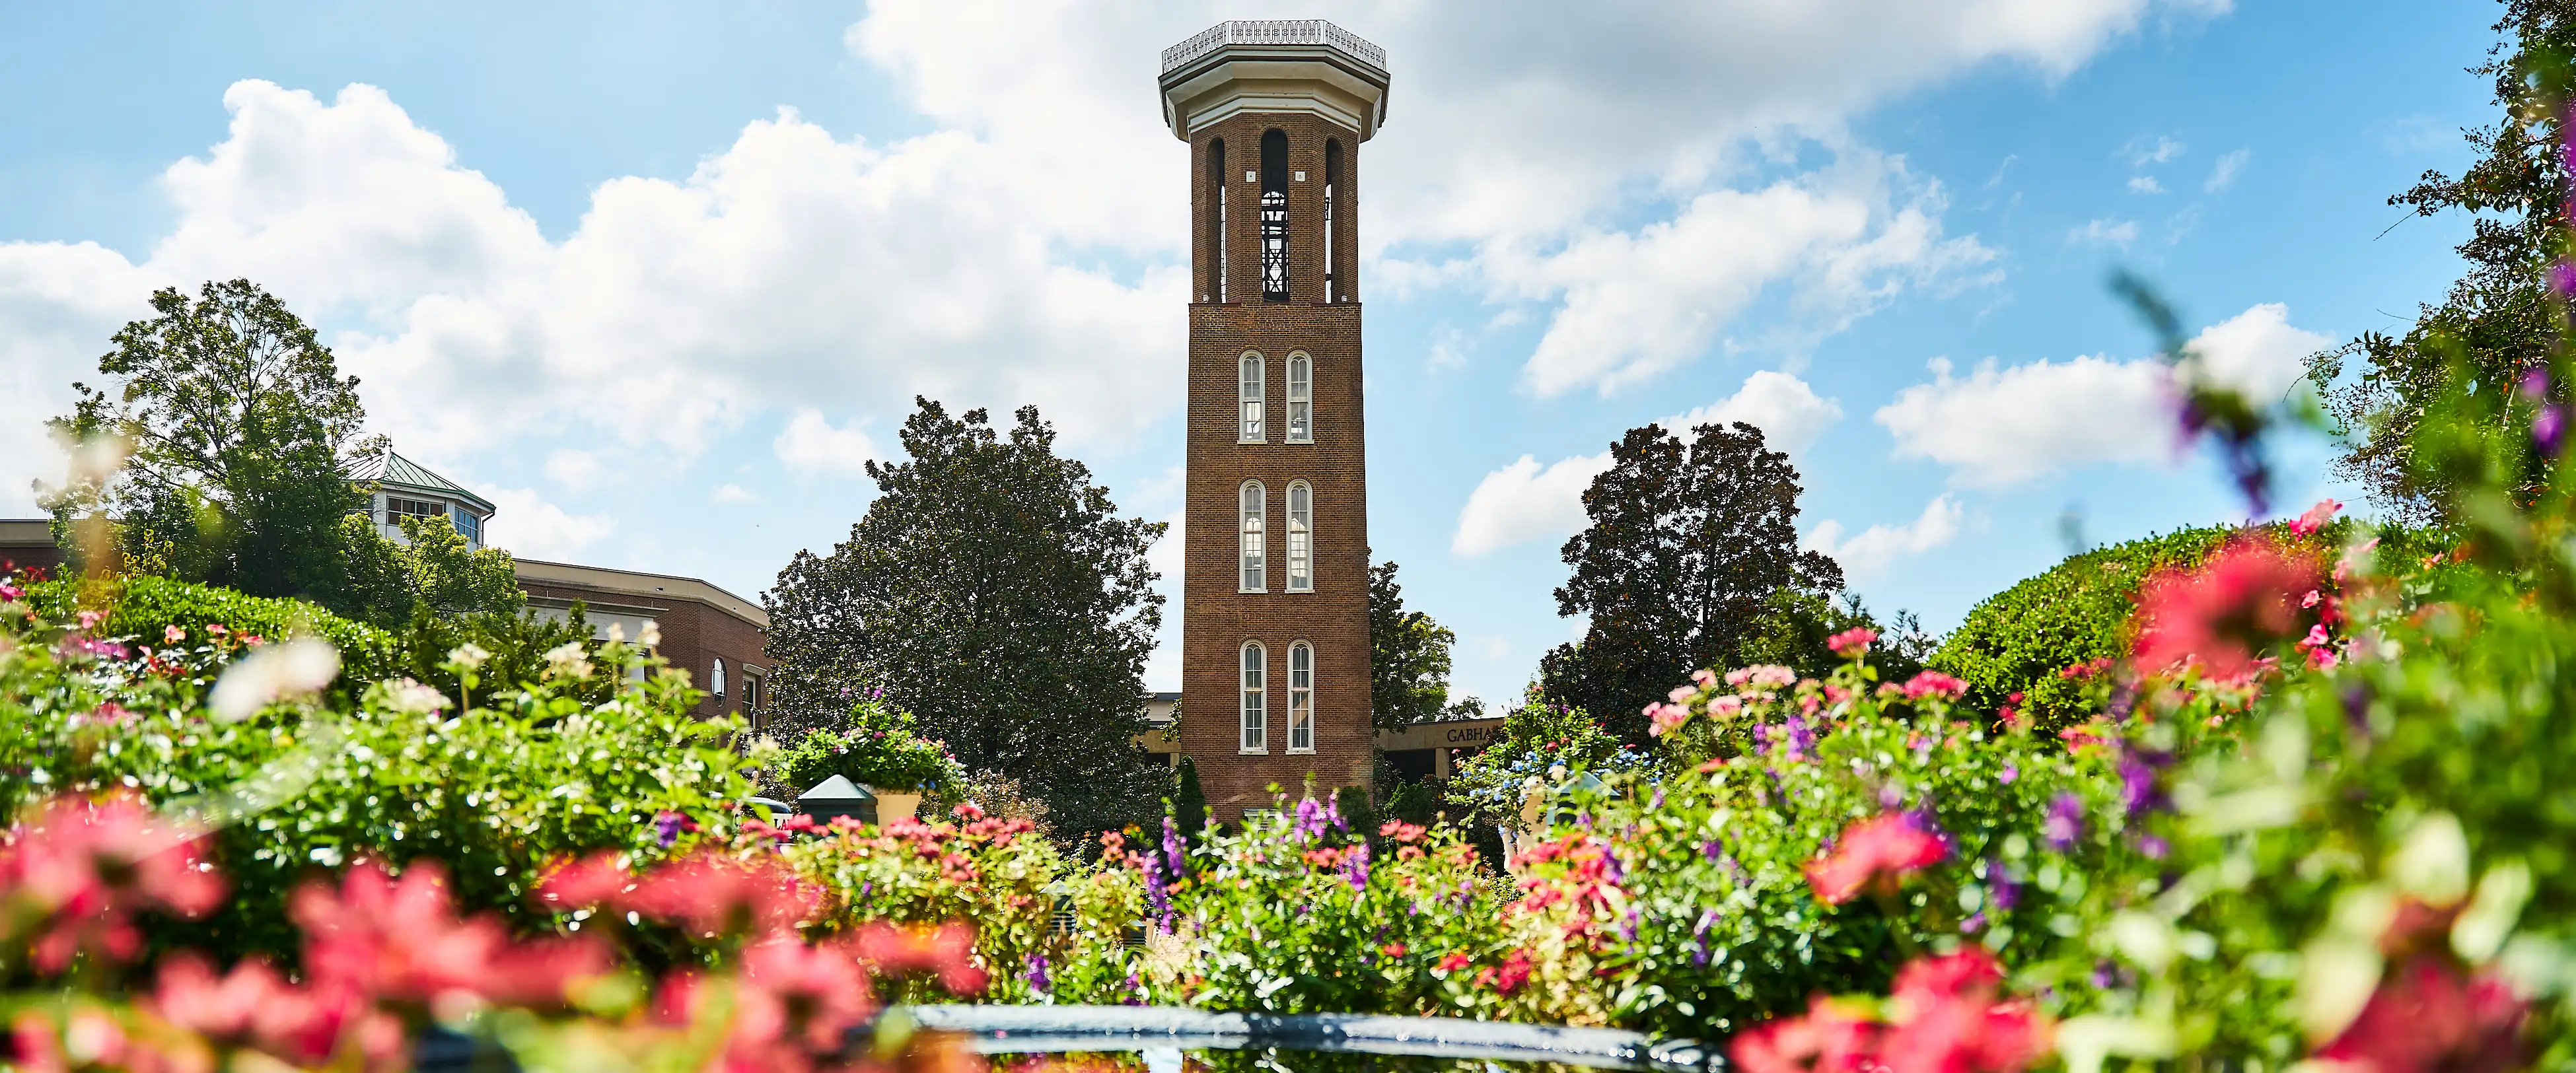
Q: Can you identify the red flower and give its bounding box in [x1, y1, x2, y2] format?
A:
[620, 851, 822, 939]
[1733, 997, 1878, 1073]
[1473, 950, 1534, 995]
[853, 920, 987, 996]
[0, 794, 224, 973]
[291, 859, 610, 1009]
[2133, 538, 2320, 678]
[2315, 957, 2527, 1073]
[1435, 952, 1472, 972]
[1804, 814, 1949, 905]
[535, 849, 635, 909]
[1900, 671, 1969, 701]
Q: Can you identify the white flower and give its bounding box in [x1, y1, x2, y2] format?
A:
[637, 620, 661, 649]
[604, 622, 626, 644]
[381, 678, 448, 715]
[543, 641, 594, 681]
[448, 643, 491, 670]
[208, 639, 341, 722]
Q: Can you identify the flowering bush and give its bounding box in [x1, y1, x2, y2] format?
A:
[1443, 685, 1647, 828]
[770, 694, 966, 799]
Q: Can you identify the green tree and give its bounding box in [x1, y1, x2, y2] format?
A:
[1367, 558, 1460, 728]
[2307, 0, 2576, 523]
[1173, 755, 1210, 847]
[763, 398, 1167, 840]
[1740, 589, 1934, 684]
[1538, 421, 1843, 744]
[43, 280, 376, 606]
[341, 514, 525, 628]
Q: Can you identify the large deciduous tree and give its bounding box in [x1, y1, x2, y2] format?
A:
[2307, 0, 2576, 523]
[1538, 421, 1843, 744]
[40, 279, 519, 627]
[44, 280, 375, 603]
[1368, 558, 1466, 728]
[764, 398, 1167, 839]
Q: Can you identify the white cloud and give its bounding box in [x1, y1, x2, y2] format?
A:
[2204, 148, 2250, 191]
[2124, 134, 2187, 166]
[1663, 370, 1845, 455]
[1451, 369, 1842, 555]
[475, 485, 617, 562]
[1805, 495, 1965, 578]
[1452, 452, 1613, 557]
[2067, 218, 2140, 247]
[544, 449, 604, 491]
[1875, 302, 2331, 485]
[773, 409, 881, 478]
[712, 483, 760, 504]
[2127, 175, 2166, 195]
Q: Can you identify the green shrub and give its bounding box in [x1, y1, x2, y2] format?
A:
[23, 574, 397, 693]
[0, 578, 754, 964]
[1443, 685, 1646, 827]
[1928, 526, 2235, 727]
[769, 692, 965, 797]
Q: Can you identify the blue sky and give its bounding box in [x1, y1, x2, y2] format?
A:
[0, 1, 2493, 705]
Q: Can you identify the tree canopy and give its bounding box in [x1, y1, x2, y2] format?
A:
[2307, 0, 2576, 522]
[1538, 421, 1844, 744]
[763, 398, 1166, 840]
[1367, 558, 1470, 728]
[41, 279, 517, 627]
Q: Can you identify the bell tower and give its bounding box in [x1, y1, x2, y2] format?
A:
[1159, 20, 1388, 819]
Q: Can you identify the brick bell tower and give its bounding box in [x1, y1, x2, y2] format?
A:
[1159, 20, 1388, 820]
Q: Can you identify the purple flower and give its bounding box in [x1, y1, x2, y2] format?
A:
[1162, 815, 1186, 878]
[2136, 833, 2171, 860]
[1292, 797, 1328, 842]
[1023, 953, 1052, 992]
[1878, 784, 1904, 810]
[2539, 405, 2566, 457]
[1961, 911, 1987, 934]
[2044, 792, 2085, 850]
[1141, 852, 1171, 926]
[1989, 863, 2021, 913]
[1999, 763, 2019, 784]
[1700, 839, 1723, 864]
[655, 811, 686, 847]
[2119, 748, 2173, 815]
[2552, 263, 2576, 299]
[1343, 842, 1371, 891]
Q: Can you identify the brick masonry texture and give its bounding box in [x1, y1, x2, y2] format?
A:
[518, 580, 770, 723]
[1180, 112, 1375, 819]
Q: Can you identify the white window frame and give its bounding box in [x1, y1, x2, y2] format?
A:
[1238, 351, 1266, 442]
[1239, 480, 1266, 592]
[1286, 351, 1312, 443]
[1287, 641, 1314, 753]
[1285, 481, 1312, 593]
[1240, 641, 1268, 754]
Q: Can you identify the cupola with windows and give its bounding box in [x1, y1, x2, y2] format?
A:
[350, 450, 496, 549]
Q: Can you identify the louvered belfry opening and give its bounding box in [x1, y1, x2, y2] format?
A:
[1259, 129, 1290, 302]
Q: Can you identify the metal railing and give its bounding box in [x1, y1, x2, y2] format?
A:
[1161, 20, 1388, 75]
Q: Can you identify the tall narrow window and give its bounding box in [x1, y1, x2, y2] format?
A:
[1240, 642, 1268, 753]
[1239, 481, 1266, 592]
[1260, 129, 1289, 302]
[1238, 352, 1265, 442]
[710, 658, 727, 705]
[1209, 139, 1228, 303]
[1286, 352, 1312, 443]
[1322, 140, 1342, 303]
[1285, 481, 1312, 592]
[1287, 642, 1314, 753]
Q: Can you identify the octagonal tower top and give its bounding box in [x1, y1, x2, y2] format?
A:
[1157, 20, 1390, 142]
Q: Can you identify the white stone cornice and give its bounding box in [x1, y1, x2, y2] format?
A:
[1157, 21, 1390, 142]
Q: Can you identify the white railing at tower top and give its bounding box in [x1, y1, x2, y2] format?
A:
[1160, 20, 1387, 75]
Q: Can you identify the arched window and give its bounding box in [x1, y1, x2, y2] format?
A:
[1259, 129, 1289, 302]
[1239, 480, 1266, 592]
[1238, 352, 1264, 442]
[1285, 481, 1312, 592]
[1286, 351, 1312, 442]
[1240, 641, 1268, 753]
[1322, 139, 1342, 303]
[1287, 642, 1314, 753]
[1207, 139, 1228, 303]
[710, 658, 727, 704]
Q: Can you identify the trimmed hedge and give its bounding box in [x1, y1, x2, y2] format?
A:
[24, 574, 398, 694]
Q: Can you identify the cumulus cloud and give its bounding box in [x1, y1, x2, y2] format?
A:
[1805, 495, 1965, 578]
[1875, 303, 2330, 485]
[475, 485, 617, 561]
[544, 450, 604, 491]
[773, 409, 881, 478]
[2124, 135, 2187, 167]
[1452, 452, 1613, 557]
[1452, 370, 1841, 555]
[2128, 176, 2166, 195]
[1664, 370, 1845, 455]
[713, 483, 760, 504]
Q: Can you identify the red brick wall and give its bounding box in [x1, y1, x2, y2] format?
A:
[1180, 112, 1375, 819]
[517, 582, 770, 723]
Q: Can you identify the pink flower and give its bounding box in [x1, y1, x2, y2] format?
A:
[2291, 498, 2343, 536]
[1733, 996, 1878, 1073]
[1827, 627, 1879, 659]
[291, 859, 610, 1009]
[1804, 814, 1949, 905]
[1647, 702, 1693, 738]
[2315, 957, 2527, 1073]
[618, 851, 822, 939]
[1691, 668, 1718, 687]
[2132, 538, 2320, 678]
[162, 625, 186, 643]
[1669, 683, 1699, 703]
[0, 794, 224, 973]
[1708, 695, 1746, 720]
[1900, 671, 1969, 701]
[1733, 949, 2050, 1073]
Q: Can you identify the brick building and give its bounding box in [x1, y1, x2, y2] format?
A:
[1161, 20, 1390, 819]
